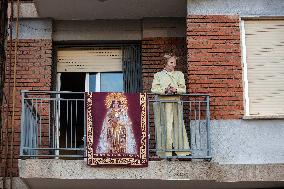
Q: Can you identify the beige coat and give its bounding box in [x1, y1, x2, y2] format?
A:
[151, 70, 186, 95]
[151, 70, 190, 157]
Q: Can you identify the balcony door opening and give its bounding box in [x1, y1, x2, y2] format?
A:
[56, 45, 141, 157]
[59, 72, 85, 157]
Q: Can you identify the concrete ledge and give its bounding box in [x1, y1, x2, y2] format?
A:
[18, 179, 284, 189]
[19, 159, 284, 182]
[243, 115, 284, 120]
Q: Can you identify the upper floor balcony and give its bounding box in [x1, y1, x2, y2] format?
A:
[18, 91, 284, 189]
[20, 90, 211, 160]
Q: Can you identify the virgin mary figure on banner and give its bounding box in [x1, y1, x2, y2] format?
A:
[96, 93, 137, 155]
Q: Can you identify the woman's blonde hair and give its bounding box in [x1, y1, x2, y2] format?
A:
[163, 53, 178, 65]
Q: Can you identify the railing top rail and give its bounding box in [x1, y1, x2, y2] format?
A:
[21, 90, 210, 97]
[21, 90, 85, 94]
[147, 93, 210, 97]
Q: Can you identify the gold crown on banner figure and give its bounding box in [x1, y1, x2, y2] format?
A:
[105, 93, 128, 109]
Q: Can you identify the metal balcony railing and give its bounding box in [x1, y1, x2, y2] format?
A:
[20, 91, 211, 160]
[20, 90, 86, 158]
[147, 94, 211, 159]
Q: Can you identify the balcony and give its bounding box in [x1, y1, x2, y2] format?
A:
[20, 90, 211, 160]
[18, 91, 284, 189]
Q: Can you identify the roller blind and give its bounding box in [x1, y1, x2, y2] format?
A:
[244, 20, 284, 116]
[57, 48, 122, 72]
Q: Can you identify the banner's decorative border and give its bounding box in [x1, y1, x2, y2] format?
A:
[86, 93, 148, 166]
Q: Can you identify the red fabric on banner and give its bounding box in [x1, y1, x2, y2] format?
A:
[86, 92, 148, 167]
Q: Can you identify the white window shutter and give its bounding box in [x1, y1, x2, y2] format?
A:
[244, 20, 284, 116]
[57, 48, 122, 72]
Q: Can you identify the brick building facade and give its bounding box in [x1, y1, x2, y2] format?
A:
[0, 0, 283, 189]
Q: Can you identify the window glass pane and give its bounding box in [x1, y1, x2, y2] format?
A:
[89, 73, 97, 92]
[101, 72, 123, 92]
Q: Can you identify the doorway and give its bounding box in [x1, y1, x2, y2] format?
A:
[56, 45, 141, 157]
[59, 72, 85, 156]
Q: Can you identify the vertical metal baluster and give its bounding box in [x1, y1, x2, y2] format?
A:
[189, 100, 192, 151]
[20, 92, 26, 157]
[160, 100, 163, 155]
[157, 99, 161, 155]
[173, 100, 177, 156]
[194, 101, 197, 150]
[29, 105, 32, 156]
[27, 104, 29, 155]
[29, 104, 32, 155]
[71, 100, 73, 149]
[30, 107, 33, 156]
[39, 99, 42, 146]
[198, 101, 201, 152]
[53, 99, 55, 149]
[30, 105, 34, 155]
[56, 95, 61, 157]
[56, 96, 60, 159]
[48, 98, 51, 152]
[206, 96, 211, 157]
[147, 96, 150, 156]
[35, 98, 38, 153]
[66, 100, 68, 148]
[29, 99, 33, 156]
[30, 104, 33, 155]
[159, 99, 161, 155]
[157, 99, 160, 154]
[163, 101, 167, 157]
[75, 100, 77, 148]
[83, 94, 86, 157]
[25, 104, 28, 154]
[181, 101, 185, 155]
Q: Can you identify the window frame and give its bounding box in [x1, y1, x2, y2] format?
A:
[85, 72, 124, 93]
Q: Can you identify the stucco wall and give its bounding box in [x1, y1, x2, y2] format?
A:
[187, 0, 284, 16]
[211, 120, 284, 164]
[11, 19, 52, 39]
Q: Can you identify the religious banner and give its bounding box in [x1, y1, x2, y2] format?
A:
[86, 92, 148, 167]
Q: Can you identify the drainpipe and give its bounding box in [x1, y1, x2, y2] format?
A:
[0, 0, 8, 188]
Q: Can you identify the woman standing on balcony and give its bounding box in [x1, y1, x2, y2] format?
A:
[151, 53, 190, 157]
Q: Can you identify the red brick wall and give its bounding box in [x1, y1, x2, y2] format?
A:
[1, 39, 52, 176]
[187, 15, 243, 119]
